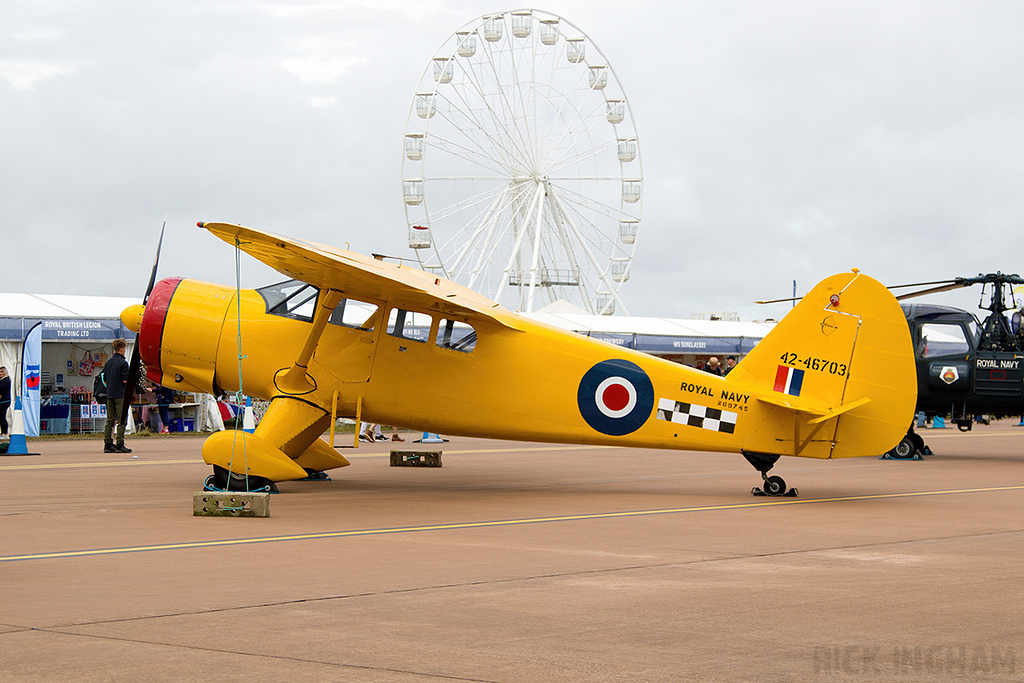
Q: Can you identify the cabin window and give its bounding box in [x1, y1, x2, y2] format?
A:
[436, 318, 477, 353]
[257, 280, 319, 322]
[387, 308, 431, 343]
[919, 323, 970, 358]
[328, 298, 379, 331]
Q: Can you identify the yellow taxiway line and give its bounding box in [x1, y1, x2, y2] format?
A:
[2, 484, 1022, 563]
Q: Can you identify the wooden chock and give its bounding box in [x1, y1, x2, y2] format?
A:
[193, 491, 271, 517]
[390, 450, 442, 467]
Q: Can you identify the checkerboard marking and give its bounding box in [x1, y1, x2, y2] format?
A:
[656, 398, 737, 434]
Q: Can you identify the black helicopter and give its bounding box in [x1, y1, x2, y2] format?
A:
[883, 272, 1024, 458]
[759, 272, 1024, 459]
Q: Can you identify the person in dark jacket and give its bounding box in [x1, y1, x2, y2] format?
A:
[0, 366, 10, 440]
[101, 339, 132, 453]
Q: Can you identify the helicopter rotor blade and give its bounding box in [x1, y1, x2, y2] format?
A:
[760, 274, 1024, 308]
[754, 296, 802, 305]
[893, 282, 973, 301]
[885, 279, 960, 290]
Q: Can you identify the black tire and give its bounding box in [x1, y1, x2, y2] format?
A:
[210, 465, 276, 492]
[890, 437, 916, 459]
[764, 475, 786, 496]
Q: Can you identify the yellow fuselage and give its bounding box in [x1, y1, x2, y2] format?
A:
[138, 272, 912, 465]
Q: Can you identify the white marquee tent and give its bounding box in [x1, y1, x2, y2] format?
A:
[0, 292, 224, 433]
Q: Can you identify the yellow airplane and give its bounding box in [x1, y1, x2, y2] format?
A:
[120, 222, 916, 495]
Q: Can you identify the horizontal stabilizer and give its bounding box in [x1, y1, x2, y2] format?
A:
[755, 393, 870, 424]
[806, 397, 871, 425]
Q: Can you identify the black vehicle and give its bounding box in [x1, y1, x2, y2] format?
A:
[887, 273, 1024, 458]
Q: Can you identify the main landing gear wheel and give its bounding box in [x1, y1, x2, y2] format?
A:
[753, 473, 797, 497]
[744, 452, 799, 497]
[762, 475, 787, 496]
[204, 465, 279, 493]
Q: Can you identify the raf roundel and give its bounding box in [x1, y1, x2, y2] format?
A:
[577, 359, 655, 436]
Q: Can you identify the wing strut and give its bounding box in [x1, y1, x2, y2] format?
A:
[275, 289, 344, 395]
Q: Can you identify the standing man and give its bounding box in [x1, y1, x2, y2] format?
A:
[0, 366, 10, 441]
[102, 339, 132, 453]
[723, 356, 738, 375]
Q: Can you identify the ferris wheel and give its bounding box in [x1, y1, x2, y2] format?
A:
[402, 9, 642, 315]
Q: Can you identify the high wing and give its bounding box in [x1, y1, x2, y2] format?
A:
[199, 221, 523, 331]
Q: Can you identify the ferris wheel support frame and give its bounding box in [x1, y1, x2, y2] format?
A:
[549, 189, 630, 315]
[524, 182, 549, 313]
[450, 185, 510, 280]
[467, 183, 526, 291]
[546, 191, 590, 309]
[493, 181, 545, 305]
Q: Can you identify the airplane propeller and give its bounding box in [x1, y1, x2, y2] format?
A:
[119, 219, 166, 432]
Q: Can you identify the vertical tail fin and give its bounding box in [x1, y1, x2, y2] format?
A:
[729, 270, 915, 458]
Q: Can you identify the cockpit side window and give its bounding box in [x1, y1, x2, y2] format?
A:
[919, 323, 971, 358]
[436, 318, 477, 353]
[328, 298, 379, 331]
[257, 280, 319, 322]
[967, 319, 980, 345]
[387, 308, 431, 342]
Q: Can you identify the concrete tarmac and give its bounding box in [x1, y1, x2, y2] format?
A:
[1, 424, 1022, 682]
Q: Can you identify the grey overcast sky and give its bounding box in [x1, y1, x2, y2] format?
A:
[2, 1, 1023, 320]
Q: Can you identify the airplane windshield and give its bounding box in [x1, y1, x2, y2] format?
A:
[258, 280, 319, 322]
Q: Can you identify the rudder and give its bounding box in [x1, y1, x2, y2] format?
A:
[729, 271, 915, 458]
